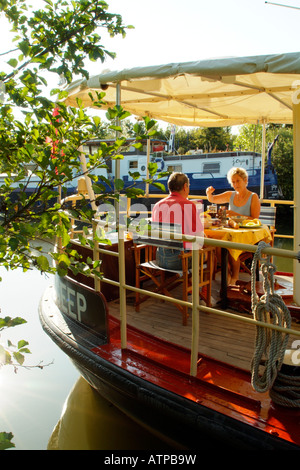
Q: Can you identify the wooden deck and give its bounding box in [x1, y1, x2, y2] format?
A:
[108, 272, 300, 372]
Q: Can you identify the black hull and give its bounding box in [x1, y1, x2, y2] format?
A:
[39, 286, 299, 451]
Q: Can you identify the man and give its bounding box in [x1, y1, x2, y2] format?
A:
[152, 172, 203, 270]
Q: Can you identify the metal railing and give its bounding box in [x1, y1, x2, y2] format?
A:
[62, 210, 300, 378]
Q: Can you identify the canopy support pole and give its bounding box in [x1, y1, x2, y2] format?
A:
[115, 82, 121, 182]
[115, 82, 121, 227]
[260, 120, 266, 200]
[293, 103, 300, 305]
[146, 138, 150, 196]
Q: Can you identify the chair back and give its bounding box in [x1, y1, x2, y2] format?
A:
[133, 220, 184, 250]
[259, 206, 276, 227]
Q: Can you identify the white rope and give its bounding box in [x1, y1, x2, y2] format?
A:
[269, 370, 300, 407]
[250, 241, 291, 393]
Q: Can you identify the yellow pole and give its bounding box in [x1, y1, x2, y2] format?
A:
[190, 248, 200, 376]
[260, 120, 266, 200]
[146, 138, 150, 197]
[118, 227, 127, 348]
[293, 102, 300, 305]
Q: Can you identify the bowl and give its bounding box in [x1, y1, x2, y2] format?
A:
[230, 216, 249, 225]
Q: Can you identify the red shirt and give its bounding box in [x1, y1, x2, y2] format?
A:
[152, 192, 203, 249]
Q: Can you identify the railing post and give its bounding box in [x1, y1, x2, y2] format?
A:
[92, 221, 101, 293]
[293, 102, 300, 306]
[118, 227, 127, 348]
[190, 247, 200, 376]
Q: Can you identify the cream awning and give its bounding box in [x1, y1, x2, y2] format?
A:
[64, 52, 300, 303]
[65, 51, 300, 127]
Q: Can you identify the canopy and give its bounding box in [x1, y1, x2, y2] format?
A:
[65, 51, 300, 127]
[64, 51, 300, 304]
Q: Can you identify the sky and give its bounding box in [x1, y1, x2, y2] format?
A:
[0, 0, 300, 129]
[87, 0, 300, 73]
[1, 0, 300, 73]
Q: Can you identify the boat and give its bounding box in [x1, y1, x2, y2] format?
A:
[66, 138, 281, 199]
[39, 213, 300, 450]
[39, 53, 300, 450]
[0, 135, 281, 203]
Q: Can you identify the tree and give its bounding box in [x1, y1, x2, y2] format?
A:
[270, 126, 293, 201]
[0, 0, 163, 448]
[0, 0, 164, 276]
[0, 0, 164, 343]
[234, 124, 294, 200]
[233, 124, 262, 153]
[158, 125, 234, 154]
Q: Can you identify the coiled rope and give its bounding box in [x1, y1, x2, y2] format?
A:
[250, 241, 291, 394]
[269, 369, 300, 408]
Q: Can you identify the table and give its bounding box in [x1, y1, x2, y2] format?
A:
[205, 224, 272, 307]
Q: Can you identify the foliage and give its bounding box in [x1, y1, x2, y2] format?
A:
[0, 316, 31, 369]
[0, 0, 164, 278]
[160, 125, 234, 154]
[0, 315, 34, 449]
[0, 432, 15, 450]
[269, 126, 293, 201]
[233, 124, 262, 153]
[234, 123, 294, 200]
[0, 0, 150, 449]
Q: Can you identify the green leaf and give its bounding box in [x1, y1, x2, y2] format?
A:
[36, 255, 50, 271]
[8, 237, 19, 251]
[148, 162, 158, 176]
[0, 317, 27, 329]
[92, 116, 101, 126]
[114, 178, 124, 191]
[0, 432, 15, 450]
[17, 340, 29, 350]
[0, 344, 11, 364]
[150, 182, 167, 192]
[7, 58, 18, 68]
[13, 351, 25, 366]
[109, 125, 122, 132]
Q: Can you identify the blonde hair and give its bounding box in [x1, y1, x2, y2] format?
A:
[227, 167, 248, 186]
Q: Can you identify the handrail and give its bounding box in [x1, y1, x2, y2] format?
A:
[64, 211, 300, 377]
[62, 188, 294, 242]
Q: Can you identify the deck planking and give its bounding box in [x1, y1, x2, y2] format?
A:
[108, 274, 300, 372]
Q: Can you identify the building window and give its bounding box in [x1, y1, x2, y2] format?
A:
[129, 161, 138, 169]
[203, 163, 220, 174]
[167, 164, 182, 172]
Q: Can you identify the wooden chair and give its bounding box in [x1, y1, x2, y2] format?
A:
[133, 221, 215, 326]
[240, 206, 276, 274]
[259, 206, 276, 245]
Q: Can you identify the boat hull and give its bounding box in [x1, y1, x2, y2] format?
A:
[39, 278, 300, 451]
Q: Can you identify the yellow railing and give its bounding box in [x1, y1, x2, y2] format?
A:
[125, 194, 294, 240]
[63, 211, 300, 378]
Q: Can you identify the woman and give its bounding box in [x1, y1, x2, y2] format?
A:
[206, 167, 260, 218]
[206, 167, 260, 285]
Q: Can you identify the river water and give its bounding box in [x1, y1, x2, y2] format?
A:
[0, 267, 78, 450]
[0, 267, 170, 450]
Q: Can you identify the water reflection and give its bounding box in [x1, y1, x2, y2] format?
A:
[0, 267, 170, 450]
[274, 237, 293, 273]
[0, 267, 79, 450]
[48, 377, 172, 450]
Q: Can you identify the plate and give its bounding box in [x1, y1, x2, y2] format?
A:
[239, 224, 261, 229]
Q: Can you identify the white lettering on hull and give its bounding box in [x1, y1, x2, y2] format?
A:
[58, 283, 87, 322]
